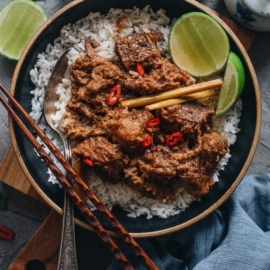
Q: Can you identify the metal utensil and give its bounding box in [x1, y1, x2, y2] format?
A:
[43, 50, 78, 270]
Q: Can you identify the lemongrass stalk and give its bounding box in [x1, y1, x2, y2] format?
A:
[121, 78, 223, 108]
[145, 89, 218, 110]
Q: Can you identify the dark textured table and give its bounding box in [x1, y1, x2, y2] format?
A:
[0, 0, 269, 269]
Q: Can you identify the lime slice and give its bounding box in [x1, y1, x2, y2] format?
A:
[0, 0, 47, 60]
[216, 52, 245, 116]
[169, 12, 230, 78]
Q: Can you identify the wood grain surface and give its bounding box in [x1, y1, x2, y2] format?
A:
[0, 11, 255, 270]
[0, 147, 43, 202]
[7, 211, 62, 270]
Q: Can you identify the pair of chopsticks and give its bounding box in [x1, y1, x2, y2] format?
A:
[0, 83, 158, 270]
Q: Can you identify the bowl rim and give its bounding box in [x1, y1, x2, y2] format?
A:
[9, 0, 261, 238]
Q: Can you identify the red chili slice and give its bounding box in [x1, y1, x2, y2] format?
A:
[108, 84, 122, 105]
[0, 225, 15, 241]
[136, 62, 145, 76]
[83, 158, 94, 167]
[145, 117, 161, 128]
[142, 135, 153, 148]
[165, 132, 183, 147]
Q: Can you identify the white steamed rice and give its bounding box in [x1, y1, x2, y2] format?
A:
[29, 6, 242, 219]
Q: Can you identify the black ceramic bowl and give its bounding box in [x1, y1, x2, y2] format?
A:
[9, 0, 261, 237]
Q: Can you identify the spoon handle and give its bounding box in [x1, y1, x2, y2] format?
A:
[57, 137, 78, 270]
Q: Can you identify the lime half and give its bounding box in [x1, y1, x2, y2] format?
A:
[0, 0, 47, 60]
[216, 52, 245, 116]
[169, 12, 230, 78]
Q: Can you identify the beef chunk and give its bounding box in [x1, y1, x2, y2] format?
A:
[159, 101, 215, 133]
[61, 87, 140, 140]
[124, 145, 177, 200]
[121, 58, 195, 95]
[178, 158, 215, 200]
[178, 132, 228, 199]
[115, 32, 195, 95]
[201, 132, 228, 171]
[72, 136, 129, 183]
[102, 108, 155, 151]
[61, 108, 105, 139]
[115, 32, 163, 70]
[125, 166, 175, 201]
[70, 40, 122, 100]
[61, 89, 112, 139]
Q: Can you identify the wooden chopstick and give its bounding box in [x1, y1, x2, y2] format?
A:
[0, 83, 158, 270]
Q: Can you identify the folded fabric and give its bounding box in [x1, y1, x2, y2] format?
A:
[107, 174, 270, 270]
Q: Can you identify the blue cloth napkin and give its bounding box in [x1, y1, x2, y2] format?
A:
[107, 173, 270, 269]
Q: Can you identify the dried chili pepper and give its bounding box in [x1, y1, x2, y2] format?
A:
[0, 225, 15, 241]
[83, 158, 94, 167]
[108, 84, 122, 105]
[142, 135, 153, 148]
[145, 117, 161, 128]
[136, 62, 145, 76]
[165, 132, 183, 147]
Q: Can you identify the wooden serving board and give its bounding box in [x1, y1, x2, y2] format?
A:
[0, 11, 255, 270]
[0, 146, 43, 202]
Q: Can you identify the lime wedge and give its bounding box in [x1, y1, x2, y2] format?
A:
[216, 52, 245, 116]
[0, 0, 47, 60]
[169, 12, 230, 78]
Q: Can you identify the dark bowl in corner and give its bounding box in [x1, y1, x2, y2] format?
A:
[9, 0, 261, 237]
